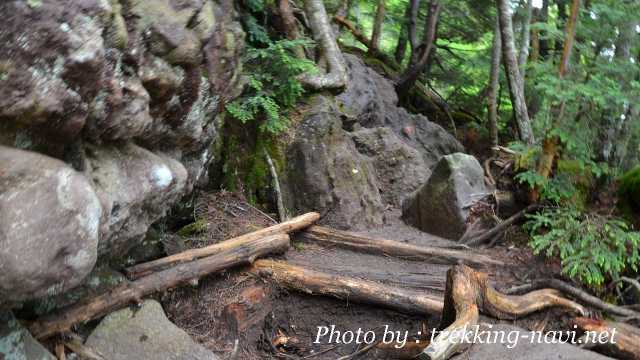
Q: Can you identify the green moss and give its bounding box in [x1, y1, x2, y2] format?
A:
[177, 219, 209, 237]
[619, 166, 640, 209]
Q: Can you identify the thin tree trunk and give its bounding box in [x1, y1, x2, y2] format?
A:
[396, 0, 441, 95]
[299, 0, 348, 90]
[518, 0, 534, 78]
[497, 0, 535, 145]
[407, 0, 421, 64]
[539, 0, 550, 59]
[393, 4, 411, 64]
[369, 0, 386, 55]
[488, 15, 502, 147]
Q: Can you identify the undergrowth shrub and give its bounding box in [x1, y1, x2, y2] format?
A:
[226, 39, 317, 134]
[526, 206, 640, 287]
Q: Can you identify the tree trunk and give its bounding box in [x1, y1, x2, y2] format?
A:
[278, 0, 305, 58]
[369, 0, 386, 55]
[251, 259, 445, 315]
[301, 225, 504, 267]
[532, 0, 580, 202]
[518, 0, 534, 78]
[539, 0, 550, 59]
[393, 3, 411, 64]
[488, 15, 502, 147]
[395, 0, 441, 95]
[299, 0, 348, 90]
[29, 234, 291, 339]
[496, 0, 535, 145]
[407, 0, 422, 64]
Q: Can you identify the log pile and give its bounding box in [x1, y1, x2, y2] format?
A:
[26, 211, 640, 360]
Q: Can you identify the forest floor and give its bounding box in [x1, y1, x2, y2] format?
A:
[161, 191, 572, 359]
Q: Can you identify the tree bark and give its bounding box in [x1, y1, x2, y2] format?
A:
[125, 212, 319, 279]
[496, 0, 535, 145]
[369, 0, 386, 55]
[299, 0, 348, 90]
[301, 225, 504, 267]
[488, 15, 502, 147]
[29, 234, 291, 339]
[518, 0, 534, 78]
[251, 259, 445, 315]
[396, 0, 441, 95]
[407, 0, 421, 64]
[278, 0, 305, 59]
[419, 265, 586, 360]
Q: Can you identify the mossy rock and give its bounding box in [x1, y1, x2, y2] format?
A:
[177, 219, 209, 237]
[619, 166, 640, 209]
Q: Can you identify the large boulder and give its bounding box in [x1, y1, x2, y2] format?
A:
[351, 127, 430, 205]
[0, 311, 55, 360]
[86, 300, 218, 360]
[403, 153, 487, 240]
[0, 147, 102, 304]
[85, 143, 188, 257]
[282, 96, 385, 229]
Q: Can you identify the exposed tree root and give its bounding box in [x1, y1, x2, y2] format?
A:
[420, 265, 586, 360]
[573, 317, 640, 360]
[464, 204, 539, 246]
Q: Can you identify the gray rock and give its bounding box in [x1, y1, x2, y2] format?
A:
[86, 300, 218, 360]
[0, 146, 102, 303]
[85, 143, 188, 257]
[351, 127, 430, 205]
[403, 153, 487, 240]
[0, 311, 55, 360]
[450, 324, 613, 360]
[282, 96, 385, 230]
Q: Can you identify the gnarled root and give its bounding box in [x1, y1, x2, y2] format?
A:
[573, 317, 640, 360]
[420, 265, 586, 360]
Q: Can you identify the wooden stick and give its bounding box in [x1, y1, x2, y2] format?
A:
[251, 259, 445, 315]
[573, 317, 640, 360]
[301, 225, 504, 267]
[125, 212, 319, 279]
[464, 204, 539, 246]
[29, 234, 290, 339]
[420, 265, 586, 360]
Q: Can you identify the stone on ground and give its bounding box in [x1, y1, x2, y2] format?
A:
[403, 153, 487, 240]
[0, 311, 55, 360]
[86, 300, 218, 360]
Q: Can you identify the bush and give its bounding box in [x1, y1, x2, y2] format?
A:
[526, 206, 640, 287]
[226, 39, 317, 134]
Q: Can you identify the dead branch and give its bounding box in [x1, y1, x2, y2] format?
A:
[264, 148, 288, 221]
[29, 234, 291, 339]
[251, 259, 445, 315]
[464, 204, 539, 246]
[301, 225, 504, 267]
[125, 212, 319, 279]
[573, 317, 640, 360]
[420, 265, 586, 360]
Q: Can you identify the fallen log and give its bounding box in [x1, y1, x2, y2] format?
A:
[464, 204, 539, 246]
[29, 234, 291, 340]
[419, 265, 586, 360]
[301, 225, 504, 267]
[251, 259, 444, 315]
[573, 317, 640, 360]
[125, 212, 319, 279]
